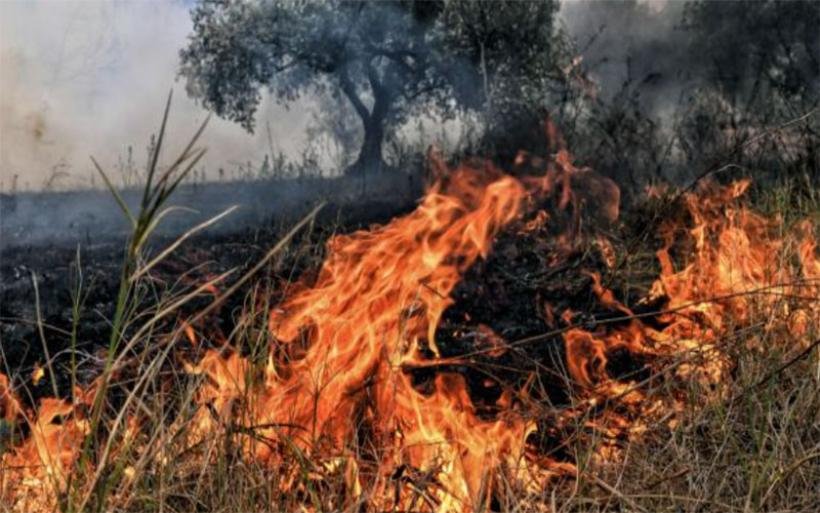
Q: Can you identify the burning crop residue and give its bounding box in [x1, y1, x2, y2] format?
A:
[1, 128, 818, 512]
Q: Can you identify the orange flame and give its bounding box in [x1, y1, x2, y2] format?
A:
[2, 137, 817, 512]
[1, 373, 22, 422]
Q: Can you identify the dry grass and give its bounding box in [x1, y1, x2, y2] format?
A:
[2, 164, 818, 513]
[548, 337, 820, 512]
[73, 280, 820, 512]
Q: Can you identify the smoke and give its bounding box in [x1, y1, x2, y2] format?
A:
[1, 0, 700, 192]
[0, 0, 469, 248]
[559, 0, 693, 121]
[0, 0, 311, 191]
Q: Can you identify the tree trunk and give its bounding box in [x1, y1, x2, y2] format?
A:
[339, 66, 391, 176]
[350, 117, 386, 176]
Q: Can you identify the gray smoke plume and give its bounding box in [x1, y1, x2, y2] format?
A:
[0, 1, 312, 192]
[560, 0, 692, 122]
[1, 0, 699, 192]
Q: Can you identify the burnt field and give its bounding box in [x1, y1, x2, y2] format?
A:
[3, 1, 820, 512]
[1, 179, 418, 395]
[2, 143, 818, 512]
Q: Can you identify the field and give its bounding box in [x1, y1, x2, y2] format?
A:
[2, 2, 820, 510]
[1, 138, 818, 512]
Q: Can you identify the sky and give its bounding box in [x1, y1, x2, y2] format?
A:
[0, 0, 673, 192]
[0, 0, 313, 191]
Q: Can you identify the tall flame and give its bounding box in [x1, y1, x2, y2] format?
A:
[188, 160, 579, 510]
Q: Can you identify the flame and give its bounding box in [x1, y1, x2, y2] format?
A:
[184, 162, 568, 509]
[1, 373, 22, 422]
[182, 319, 198, 346]
[1, 396, 90, 511]
[2, 132, 818, 512]
[31, 365, 45, 387]
[553, 178, 819, 459]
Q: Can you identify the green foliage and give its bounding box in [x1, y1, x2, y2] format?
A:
[683, 0, 820, 102]
[179, 0, 560, 174]
[440, 0, 560, 126]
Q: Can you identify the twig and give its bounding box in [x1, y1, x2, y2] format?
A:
[583, 471, 650, 513]
[682, 108, 817, 195]
[466, 278, 820, 357]
[644, 466, 691, 490]
[184, 202, 324, 331]
[31, 272, 59, 398]
[727, 337, 820, 407]
[130, 205, 239, 282]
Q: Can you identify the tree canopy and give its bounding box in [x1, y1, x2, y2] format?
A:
[179, 0, 559, 175]
[683, 0, 819, 112]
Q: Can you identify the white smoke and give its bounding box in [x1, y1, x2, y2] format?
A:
[1, 0, 688, 192]
[0, 0, 311, 191]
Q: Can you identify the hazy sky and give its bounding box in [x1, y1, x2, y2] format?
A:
[0, 0, 672, 191]
[0, 0, 313, 191]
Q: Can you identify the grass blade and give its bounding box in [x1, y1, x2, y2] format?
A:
[91, 156, 135, 227]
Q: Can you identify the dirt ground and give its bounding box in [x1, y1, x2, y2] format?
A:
[0, 197, 415, 402]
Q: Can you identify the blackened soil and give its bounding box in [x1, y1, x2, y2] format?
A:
[2, 189, 665, 433]
[0, 199, 414, 403]
[412, 198, 665, 418]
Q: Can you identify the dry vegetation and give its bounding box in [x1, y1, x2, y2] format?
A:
[1, 115, 818, 512]
[3, 1, 820, 511]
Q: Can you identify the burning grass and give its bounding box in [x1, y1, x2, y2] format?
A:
[1, 121, 819, 512]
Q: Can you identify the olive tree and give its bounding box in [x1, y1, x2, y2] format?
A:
[179, 0, 560, 175]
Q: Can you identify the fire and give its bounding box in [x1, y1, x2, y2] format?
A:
[30, 365, 45, 387]
[0, 396, 91, 511]
[1, 131, 818, 511]
[1, 373, 21, 422]
[184, 161, 565, 509]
